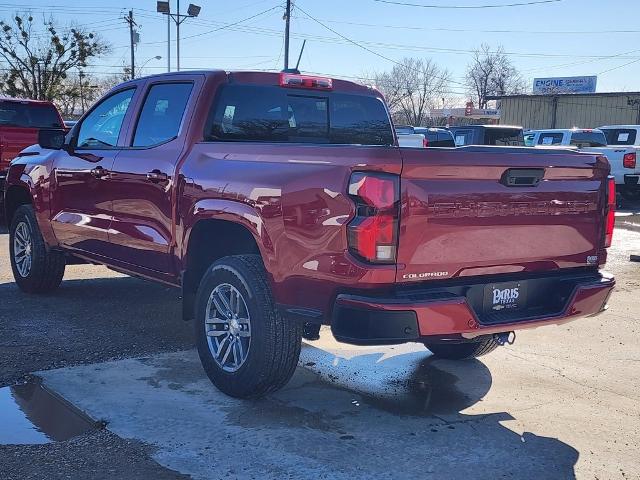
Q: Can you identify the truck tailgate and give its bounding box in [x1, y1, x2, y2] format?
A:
[396, 146, 609, 283]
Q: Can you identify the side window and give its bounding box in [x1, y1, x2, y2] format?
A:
[538, 133, 564, 146]
[77, 89, 135, 149]
[133, 83, 193, 147]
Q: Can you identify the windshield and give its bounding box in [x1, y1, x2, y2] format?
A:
[601, 128, 637, 146]
[0, 101, 62, 129]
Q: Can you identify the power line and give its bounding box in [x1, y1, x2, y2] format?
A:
[598, 58, 640, 76]
[372, 0, 563, 8]
[293, 16, 640, 35]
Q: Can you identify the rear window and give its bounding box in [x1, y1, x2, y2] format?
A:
[485, 128, 524, 146]
[0, 101, 62, 129]
[206, 85, 393, 146]
[601, 128, 637, 146]
[570, 131, 607, 148]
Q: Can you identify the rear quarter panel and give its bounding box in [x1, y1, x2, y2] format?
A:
[179, 142, 403, 315]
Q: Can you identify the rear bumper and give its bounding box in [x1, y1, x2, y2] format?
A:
[331, 270, 615, 345]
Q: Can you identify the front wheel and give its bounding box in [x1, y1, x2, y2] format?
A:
[9, 205, 65, 293]
[194, 254, 302, 398]
[424, 336, 500, 360]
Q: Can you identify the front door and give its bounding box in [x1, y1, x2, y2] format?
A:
[108, 80, 195, 274]
[50, 88, 138, 257]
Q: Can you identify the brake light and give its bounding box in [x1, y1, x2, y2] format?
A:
[347, 172, 399, 263]
[279, 73, 333, 90]
[604, 176, 615, 248]
[623, 152, 636, 169]
[422, 137, 429, 148]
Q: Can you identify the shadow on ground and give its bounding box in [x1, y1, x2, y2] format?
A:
[0, 276, 192, 387]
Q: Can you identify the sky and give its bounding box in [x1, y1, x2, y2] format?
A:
[1, 0, 639, 104]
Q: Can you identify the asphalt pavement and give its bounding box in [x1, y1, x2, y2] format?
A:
[0, 223, 639, 479]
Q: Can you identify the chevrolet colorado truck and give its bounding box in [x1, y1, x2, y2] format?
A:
[4, 71, 616, 398]
[0, 97, 64, 212]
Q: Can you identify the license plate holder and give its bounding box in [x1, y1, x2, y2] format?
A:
[483, 281, 528, 314]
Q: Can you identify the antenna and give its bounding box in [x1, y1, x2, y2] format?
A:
[295, 40, 307, 71]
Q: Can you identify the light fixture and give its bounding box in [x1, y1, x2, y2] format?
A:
[156, 1, 170, 13]
[187, 4, 201, 17]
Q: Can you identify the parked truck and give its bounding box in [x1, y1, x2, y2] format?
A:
[4, 71, 616, 398]
[526, 128, 638, 201]
[598, 125, 640, 200]
[0, 97, 64, 213]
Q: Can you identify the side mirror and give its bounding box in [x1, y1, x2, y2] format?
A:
[38, 129, 66, 150]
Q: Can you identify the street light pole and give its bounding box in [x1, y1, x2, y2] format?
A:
[157, 1, 201, 73]
[167, 13, 171, 72]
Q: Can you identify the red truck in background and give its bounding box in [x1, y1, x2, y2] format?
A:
[3, 71, 615, 398]
[0, 98, 65, 205]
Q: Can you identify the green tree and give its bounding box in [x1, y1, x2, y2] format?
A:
[0, 14, 109, 101]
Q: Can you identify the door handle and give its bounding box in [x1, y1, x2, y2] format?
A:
[146, 170, 169, 182]
[90, 166, 109, 178]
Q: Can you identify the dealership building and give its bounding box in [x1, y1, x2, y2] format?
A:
[489, 75, 640, 129]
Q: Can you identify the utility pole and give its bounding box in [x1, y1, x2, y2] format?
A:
[284, 0, 291, 70]
[176, 0, 181, 71]
[124, 10, 137, 79]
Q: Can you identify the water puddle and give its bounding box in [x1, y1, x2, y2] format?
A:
[0, 378, 98, 445]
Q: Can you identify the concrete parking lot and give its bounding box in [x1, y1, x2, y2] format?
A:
[1, 222, 639, 480]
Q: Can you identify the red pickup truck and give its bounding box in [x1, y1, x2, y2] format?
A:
[0, 98, 65, 203]
[3, 71, 615, 398]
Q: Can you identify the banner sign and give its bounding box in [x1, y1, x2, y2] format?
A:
[533, 76, 597, 94]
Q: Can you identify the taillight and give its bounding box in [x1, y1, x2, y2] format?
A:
[604, 176, 615, 248]
[279, 72, 333, 90]
[347, 172, 399, 263]
[623, 152, 636, 169]
[422, 137, 429, 148]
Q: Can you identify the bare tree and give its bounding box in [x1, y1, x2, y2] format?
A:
[0, 14, 109, 102]
[465, 44, 526, 109]
[56, 73, 122, 118]
[371, 57, 452, 126]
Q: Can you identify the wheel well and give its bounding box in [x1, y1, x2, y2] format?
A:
[182, 219, 261, 320]
[4, 186, 32, 224]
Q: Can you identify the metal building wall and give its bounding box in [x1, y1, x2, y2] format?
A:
[499, 93, 640, 129]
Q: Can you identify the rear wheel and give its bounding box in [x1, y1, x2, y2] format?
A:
[194, 254, 302, 398]
[9, 205, 65, 293]
[424, 336, 500, 360]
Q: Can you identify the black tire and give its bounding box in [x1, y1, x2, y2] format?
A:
[424, 337, 500, 360]
[9, 205, 65, 294]
[194, 254, 302, 398]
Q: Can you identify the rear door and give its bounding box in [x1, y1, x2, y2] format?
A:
[396, 146, 608, 283]
[107, 77, 198, 274]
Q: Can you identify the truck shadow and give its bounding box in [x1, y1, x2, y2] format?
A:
[262, 344, 580, 479]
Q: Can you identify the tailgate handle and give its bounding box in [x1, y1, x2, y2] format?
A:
[501, 168, 544, 187]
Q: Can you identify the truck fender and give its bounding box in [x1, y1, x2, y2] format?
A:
[181, 198, 276, 271]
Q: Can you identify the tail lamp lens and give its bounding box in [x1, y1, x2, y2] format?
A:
[347, 173, 399, 263]
[422, 137, 429, 148]
[605, 176, 615, 248]
[623, 152, 636, 169]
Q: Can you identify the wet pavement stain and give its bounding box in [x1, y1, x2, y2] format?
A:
[345, 358, 492, 417]
[0, 378, 98, 445]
